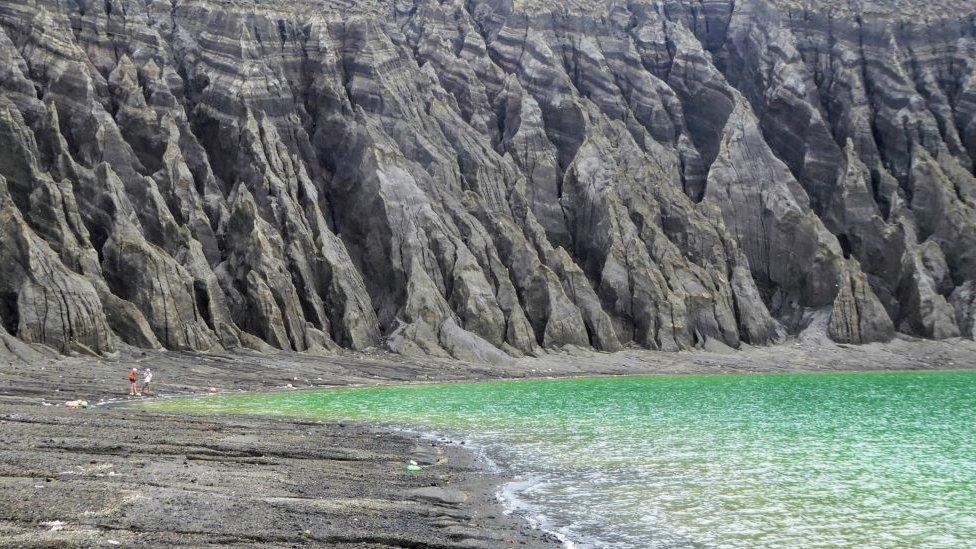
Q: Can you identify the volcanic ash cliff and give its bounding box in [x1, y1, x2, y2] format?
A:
[1, 0, 975, 361]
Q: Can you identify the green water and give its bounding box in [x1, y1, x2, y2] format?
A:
[149, 371, 976, 547]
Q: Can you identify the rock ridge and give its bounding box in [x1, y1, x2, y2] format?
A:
[0, 0, 974, 361]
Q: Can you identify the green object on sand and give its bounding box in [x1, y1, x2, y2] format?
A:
[405, 464, 423, 473]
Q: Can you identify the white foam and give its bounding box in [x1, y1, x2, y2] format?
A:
[391, 425, 581, 548]
[497, 477, 582, 548]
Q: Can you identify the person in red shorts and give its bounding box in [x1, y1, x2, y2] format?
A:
[128, 368, 139, 396]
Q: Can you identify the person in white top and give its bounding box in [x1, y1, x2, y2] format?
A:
[142, 368, 154, 395]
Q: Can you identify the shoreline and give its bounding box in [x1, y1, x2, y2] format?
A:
[2, 337, 976, 546]
[130, 361, 976, 404]
[131, 360, 976, 548]
[0, 392, 561, 548]
[389, 426, 581, 549]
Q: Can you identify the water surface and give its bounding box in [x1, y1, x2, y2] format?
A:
[149, 370, 976, 547]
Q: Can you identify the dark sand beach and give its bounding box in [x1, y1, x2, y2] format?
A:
[2, 336, 976, 547]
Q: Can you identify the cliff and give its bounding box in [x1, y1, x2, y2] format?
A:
[0, 0, 974, 360]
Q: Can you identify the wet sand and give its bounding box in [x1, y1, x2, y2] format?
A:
[2, 335, 975, 547]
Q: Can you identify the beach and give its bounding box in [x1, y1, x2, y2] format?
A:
[2, 336, 976, 546]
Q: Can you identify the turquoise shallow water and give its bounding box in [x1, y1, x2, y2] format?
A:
[149, 370, 976, 547]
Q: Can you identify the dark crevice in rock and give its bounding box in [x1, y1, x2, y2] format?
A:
[0, 291, 18, 334]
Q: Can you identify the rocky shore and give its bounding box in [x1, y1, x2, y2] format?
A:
[3, 337, 976, 547]
[0, 349, 565, 547]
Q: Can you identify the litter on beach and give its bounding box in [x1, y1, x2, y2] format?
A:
[40, 520, 66, 531]
[405, 461, 424, 473]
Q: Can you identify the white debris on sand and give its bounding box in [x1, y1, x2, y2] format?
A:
[40, 520, 66, 531]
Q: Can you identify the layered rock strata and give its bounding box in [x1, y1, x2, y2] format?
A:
[0, 0, 974, 360]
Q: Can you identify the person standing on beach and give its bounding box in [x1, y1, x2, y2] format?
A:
[128, 368, 139, 396]
[142, 368, 153, 395]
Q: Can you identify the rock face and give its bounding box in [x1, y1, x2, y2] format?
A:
[0, 0, 974, 360]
